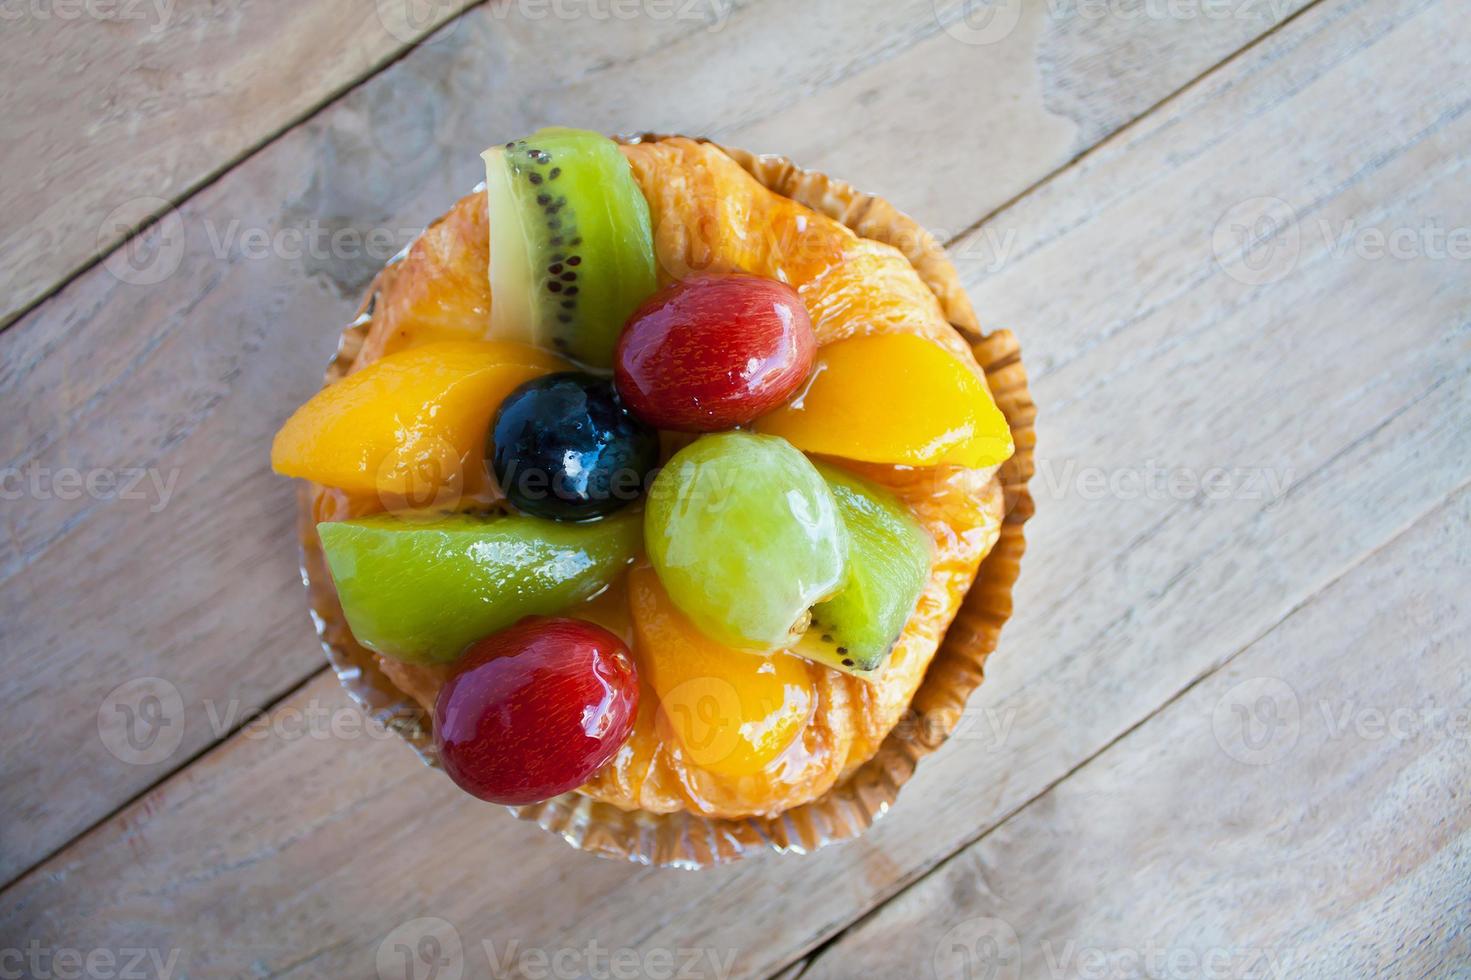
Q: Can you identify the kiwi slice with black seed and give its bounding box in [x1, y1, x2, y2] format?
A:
[793, 463, 933, 678]
[482, 127, 657, 369]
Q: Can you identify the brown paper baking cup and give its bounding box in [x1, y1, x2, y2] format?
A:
[297, 136, 1036, 868]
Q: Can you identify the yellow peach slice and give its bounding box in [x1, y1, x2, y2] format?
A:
[755, 332, 1013, 469]
[271, 341, 567, 500]
[629, 565, 815, 778]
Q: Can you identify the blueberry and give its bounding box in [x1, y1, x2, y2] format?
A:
[491, 372, 659, 521]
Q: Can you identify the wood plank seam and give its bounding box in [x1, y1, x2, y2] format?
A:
[1028, 366, 1465, 652]
[0, 663, 326, 891]
[0, 1, 493, 334]
[9, 3, 503, 322]
[779, 473, 1471, 980]
[932, 0, 1332, 256]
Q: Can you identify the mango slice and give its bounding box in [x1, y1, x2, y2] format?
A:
[755, 332, 1013, 469]
[629, 565, 814, 778]
[271, 341, 567, 500]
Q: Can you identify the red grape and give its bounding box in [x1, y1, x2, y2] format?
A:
[614, 275, 816, 431]
[434, 616, 638, 805]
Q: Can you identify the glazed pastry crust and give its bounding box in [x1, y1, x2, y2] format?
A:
[332, 138, 1004, 819]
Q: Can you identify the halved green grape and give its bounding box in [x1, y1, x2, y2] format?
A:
[792, 464, 933, 677]
[482, 127, 657, 369]
[318, 510, 639, 665]
[645, 431, 847, 650]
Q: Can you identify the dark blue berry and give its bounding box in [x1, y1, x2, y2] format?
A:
[490, 373, 658, 521]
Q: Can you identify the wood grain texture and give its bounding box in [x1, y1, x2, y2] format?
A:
[802, 487, 1471, 980]
[0, 0, 481, 328]
[3, 0, 1465, 975]
[0, 0, 1308, 884]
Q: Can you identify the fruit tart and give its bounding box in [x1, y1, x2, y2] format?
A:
[272, 129, 1034, 866]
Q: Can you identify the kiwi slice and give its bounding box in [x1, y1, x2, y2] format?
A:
[482, 127, 657, 369]
[793, 463, 932, 677]
[318, 510, 640, 665]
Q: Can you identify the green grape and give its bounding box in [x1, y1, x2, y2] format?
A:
[645, 431, 847, 650]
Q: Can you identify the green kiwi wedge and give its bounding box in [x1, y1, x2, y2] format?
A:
[317, 510, 640, 665]
[482, 127, 657, 369]
[792, 463, 933, 677]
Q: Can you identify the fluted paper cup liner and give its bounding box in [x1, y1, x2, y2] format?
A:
[297, 136, 1036, 868]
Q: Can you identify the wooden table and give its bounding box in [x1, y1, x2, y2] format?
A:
[3, 1, 1467, 976]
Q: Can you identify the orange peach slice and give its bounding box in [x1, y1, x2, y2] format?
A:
[629, 565, 815, 778]
[272, 341, 567, 501]
[756, 332, 1013, 469]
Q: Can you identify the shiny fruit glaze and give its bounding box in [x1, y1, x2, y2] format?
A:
[271, 341, 567, 503]
[644, 431, 847, 651]
[434, 617, 639, 805]
[756, 332, 1013, 469]
[317, 511, 640, 666]
[614, 275, 816, 431]
[490, 372, 659, 521]
[628, 565, 814, 778]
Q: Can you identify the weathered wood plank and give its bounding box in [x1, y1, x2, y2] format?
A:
[0, 0, 482, 327]
[802, 487, 1471, 980]
[1, 1, 1464, 974]
[0, 0, 1310, 882]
